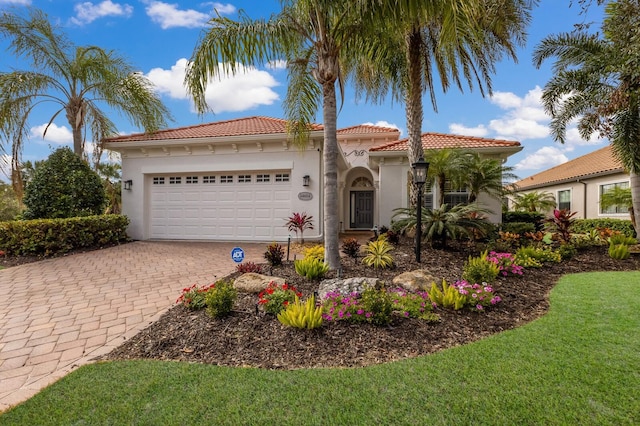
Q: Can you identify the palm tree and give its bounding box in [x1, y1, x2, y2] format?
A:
[458, 152, 519, 203]
[533, 0, 640, 238]
[424, 148, 466, 207]
[353, 0, 536, 206]
[511, 191, 557, 212]
[0, 8, 171, 199]
[600, 185, 635, 228]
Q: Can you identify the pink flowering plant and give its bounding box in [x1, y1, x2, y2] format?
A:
[388, 288, 439, 321]
[452, 280, 502, 311]
[486, 251, 524, 277]
[322, 291, 370, 323]
[176, 283, 215, 310]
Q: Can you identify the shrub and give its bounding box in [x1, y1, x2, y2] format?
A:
[388, 288, 439, 321]
[362, 238, 394, 270]
[321, 287, 394, 326]
[359, 287, 393, 326]
[502, 222, 536, 235]
[514, 246, 562, 267]
[236, 262, 262, 273]
[384, 230, 400, 245]
[0, 215, 129, 256]
[545, 209, 577, 243]
[294, 257, 329, 280]
[303, 244, 324, 261]
[341, 237, 361, 258]
[204, 280, 237, 318]
[277, 296, 323, 329]
[176, 283, 215, 310]
[23, 147, 106, 219]
[258, 282, 302, 315]
[485, 252, 524, 277]
[609, 243, 631, 260]
[608, 234, 637, 246]
[462, 251, 500, 284]
[0, 183, 21, 221]
[285, 212, 314, 244]
[428, 279, 467, 310]
[264, 243, 284, 267]
[503, 211, 544, 230]
[452, 281, 502, 311]
[573, 218, 636, 237]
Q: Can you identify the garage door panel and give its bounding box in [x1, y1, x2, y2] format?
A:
[150, 172, 295, 240]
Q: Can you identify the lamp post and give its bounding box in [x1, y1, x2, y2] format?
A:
[412, 156, 429, 262]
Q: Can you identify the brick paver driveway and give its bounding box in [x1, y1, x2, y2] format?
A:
[0, 241, 270, 411]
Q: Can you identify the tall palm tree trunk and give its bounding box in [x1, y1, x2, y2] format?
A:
[322, 81, 340, 269]
[630, 171, 640, 239]
[405, 29, 425, 208]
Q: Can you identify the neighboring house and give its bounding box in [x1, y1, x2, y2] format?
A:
[511, 145, 629, 220]
[104, 116, 522, 242]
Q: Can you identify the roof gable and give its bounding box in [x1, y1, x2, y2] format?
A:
[337, 124, 401, 135]
[369, 132, 521, 152]
[104, 116, 323, 143]
[514, 145, 623, 190]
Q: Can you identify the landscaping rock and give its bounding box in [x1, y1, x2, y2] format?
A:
[392, 270, 438, 292]
[234, 273, 286, 293]
[318, 277, 382, 299]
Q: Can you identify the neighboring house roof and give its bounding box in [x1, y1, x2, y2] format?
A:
[369, 132, 521, 152]
[514, 145, 624, 191]
[337, 124, 400, 135]
[104, 116, 324, 143]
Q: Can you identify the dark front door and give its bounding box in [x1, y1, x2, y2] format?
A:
[350, 191, 374, 229]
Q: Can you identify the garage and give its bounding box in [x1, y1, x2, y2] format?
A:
[148, 170, 293, 240]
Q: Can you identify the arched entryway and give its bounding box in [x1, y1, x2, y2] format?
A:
[349, 176, 375, 229]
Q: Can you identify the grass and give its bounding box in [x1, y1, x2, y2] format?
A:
[1, 271, 639, 425]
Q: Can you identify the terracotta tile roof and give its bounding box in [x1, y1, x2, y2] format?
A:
[337, 124, 401, 135]
[369, 132, 521, 152]
[104, 116, 324, 142]
[514, 145, 623, 190]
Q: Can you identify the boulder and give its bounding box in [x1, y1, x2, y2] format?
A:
[233, 273, 286, 294]
[391, 270, 437, 292]
[318, 277, 382, 300]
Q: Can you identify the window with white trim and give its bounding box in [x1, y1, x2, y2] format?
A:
[186, 176, 198, 184]
[238, 174, 252, 183]
[169, 176, 181, 184]
[557, 189, 571, 211]
[275, 173, 290, 182]
[600, 181, 629, 214]
[153, 177, 165, 185]
[220, 175, 233, 183]
[443, 180, 469, 206]
[203, 176, 215, 184]
[256, 174, 270, 183]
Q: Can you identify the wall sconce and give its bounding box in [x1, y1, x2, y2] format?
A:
[303, 175, 310, 187]
[124, 180, 133, 190]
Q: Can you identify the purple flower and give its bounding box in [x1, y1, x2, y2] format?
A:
[365, 312, 372, 318]
[357, 309, 364, 315]
[404, 311, 410, 317]
[476, 304, 484, 310]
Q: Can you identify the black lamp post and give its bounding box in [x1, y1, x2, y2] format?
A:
[412, 156, 429, 262]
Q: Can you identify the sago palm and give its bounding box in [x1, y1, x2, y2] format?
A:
[600, 185, 635, 228]
[533, 0, 640, 238]
[0, 8, 171, 199]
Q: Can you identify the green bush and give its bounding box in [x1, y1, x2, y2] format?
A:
[0, 215, 129, 256]
[572, 218, 636, 237]
[359, 287, 393, 326]
[362, 238, 394, 270]
[608, 243, 631, 260]
[503, 211, 544, 230]
[23, 147, 106, 219]
[294, 257, 329, 280]
[204, 280, 237, 318]
[502, 222, 536, 235]
[462, 251, 500, 284]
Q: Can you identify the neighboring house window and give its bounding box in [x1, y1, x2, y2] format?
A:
[256, 174, 270, 182]
[220, 175, 233, 183]
[443, 180, 469, 206]
[203, 176, 215, 184]
[186, 176, 198, 184]
[169, 177, 181, 184]
[153, 177, 165, 185]
[600, 182, 629, 214]
[557, 190, 571, 210]
[275, 173, 290, 182]
[238, 174, 252, 183]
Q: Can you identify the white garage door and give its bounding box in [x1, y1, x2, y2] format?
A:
[149, 171, 293, 240]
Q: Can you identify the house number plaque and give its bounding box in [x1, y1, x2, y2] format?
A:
[298, 192, 313, 201]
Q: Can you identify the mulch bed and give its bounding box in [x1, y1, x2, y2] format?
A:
[99, 238, 639, 369]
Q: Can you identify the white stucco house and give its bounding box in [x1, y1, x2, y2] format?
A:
[104, 116, 522, 242]
[511, 145, 630, 220]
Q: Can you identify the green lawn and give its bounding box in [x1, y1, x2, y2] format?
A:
[1, 271, 638, 425]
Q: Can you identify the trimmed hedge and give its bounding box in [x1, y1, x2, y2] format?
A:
[572, 218, 636, 238]
[503, 211, 544, 231]
[502, 222, 536, 235]
[0, 215, 129, 256]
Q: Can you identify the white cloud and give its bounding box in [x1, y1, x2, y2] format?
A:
[208, 2, 236, 15]
[363, 120, 400, 131]
[489, 117, 549, 141]
[449, 123, 488, 137]
[267, 60, 287, 70]
[145, 1, 210, 29]
[564, 127, 603, 150]
[146, 58, 280, 113]
[71, 1, 133, 25]
[514, 146, 568, 171]
[490, 91, 522, 109]
[30, 123, 73, 144]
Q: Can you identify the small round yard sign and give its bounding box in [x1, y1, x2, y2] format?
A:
[231, 247, 245, 263]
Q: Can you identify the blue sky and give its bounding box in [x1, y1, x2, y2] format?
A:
[0, 0, 606, 182]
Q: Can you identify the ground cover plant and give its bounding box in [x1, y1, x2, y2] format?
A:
[1, 271, 638, 424]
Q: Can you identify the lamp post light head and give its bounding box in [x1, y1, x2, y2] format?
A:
[412, 156, 429, 186]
